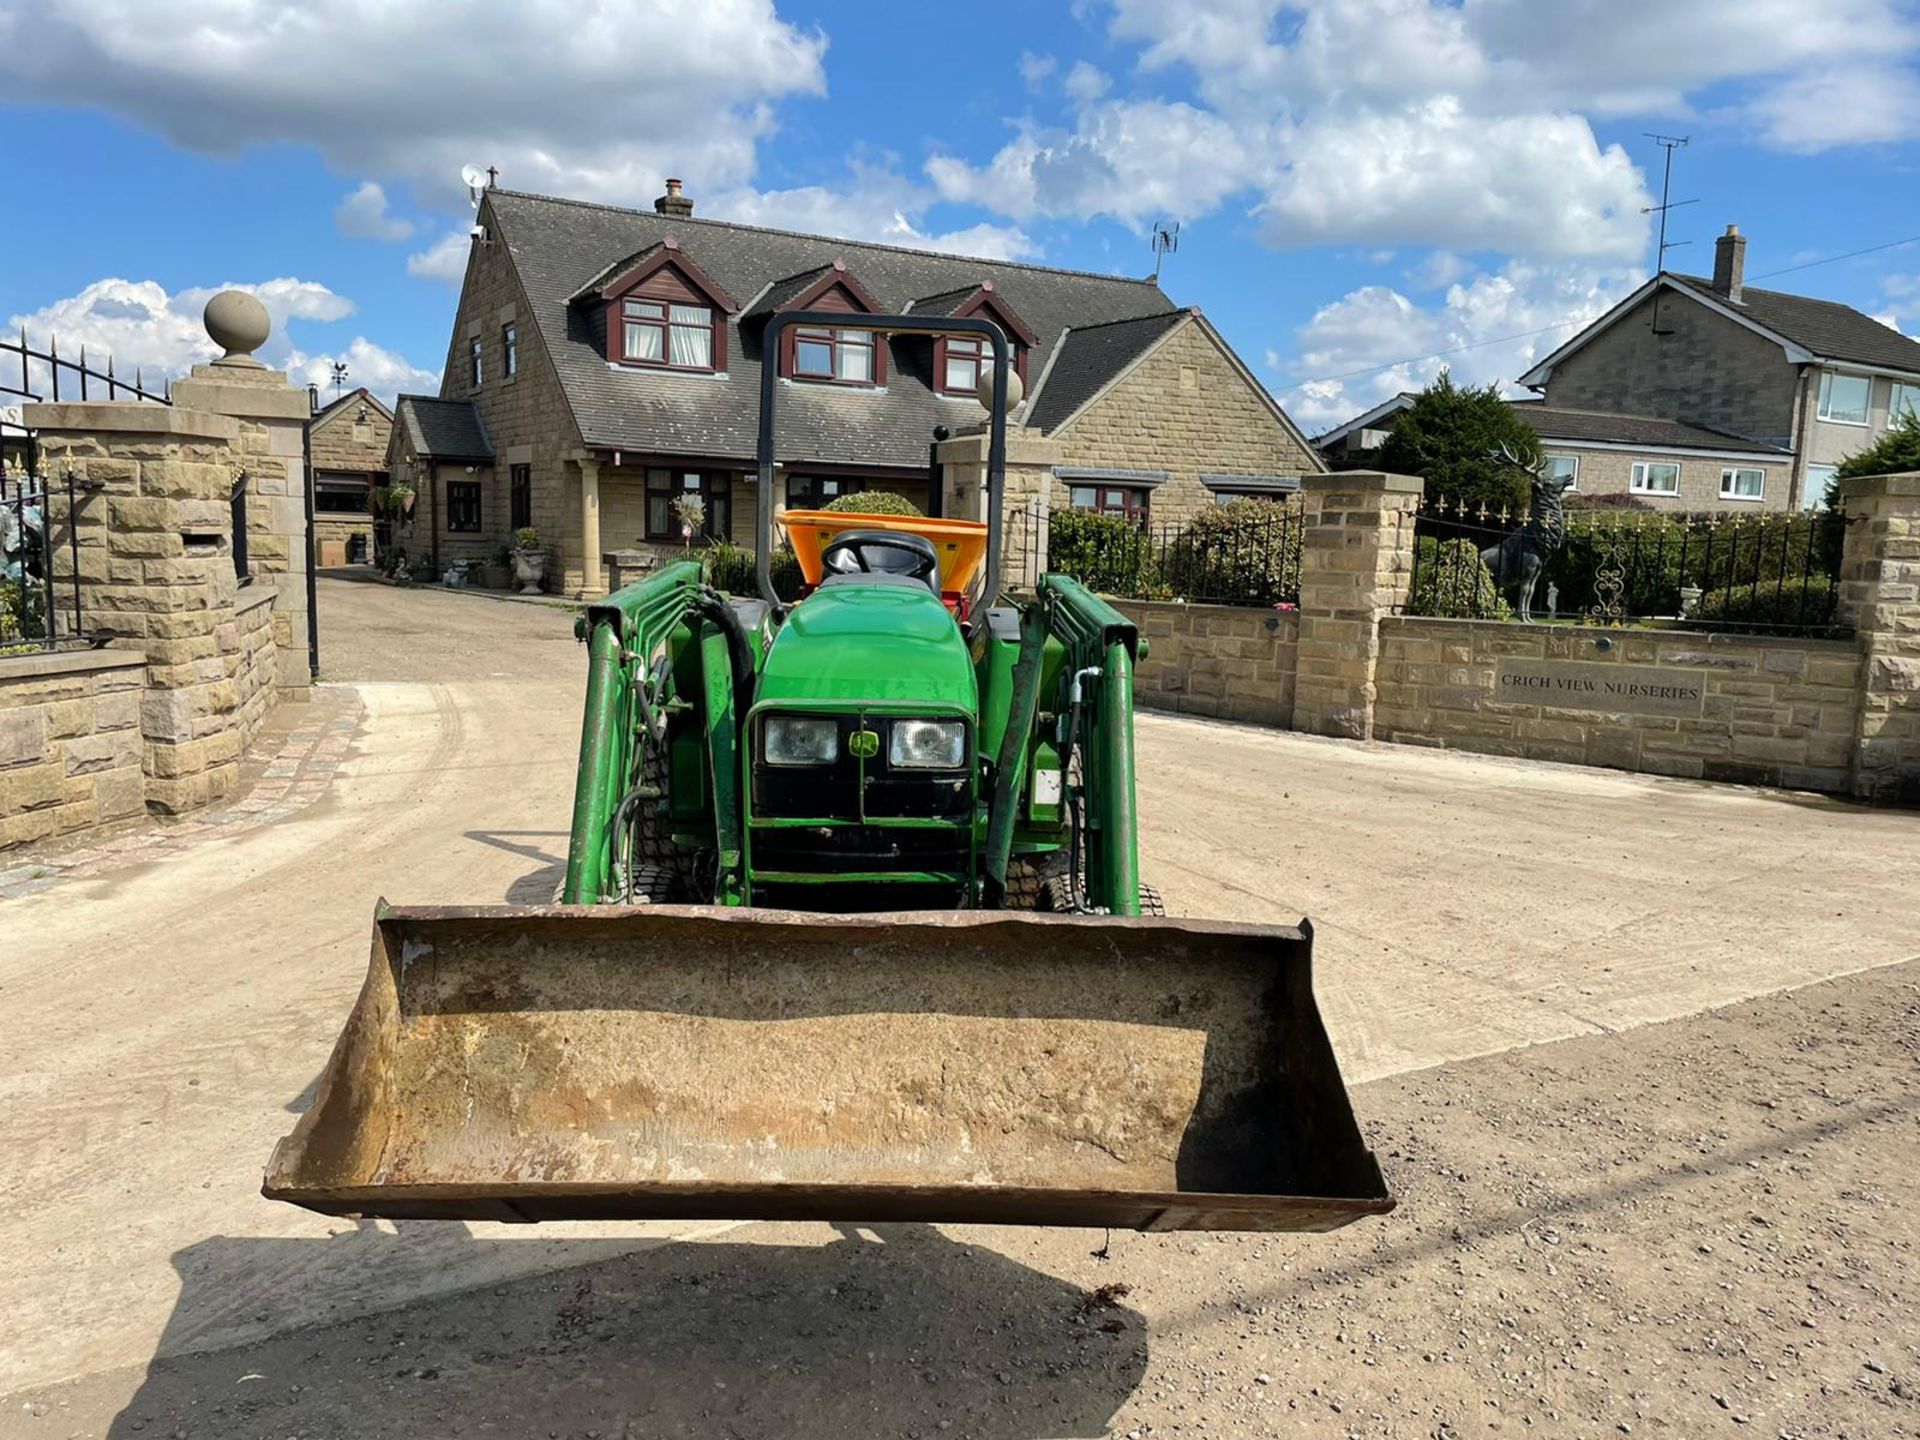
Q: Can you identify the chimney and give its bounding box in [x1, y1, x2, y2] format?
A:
[654, 177, 694, 219]
[1713, 224, 1745, 303]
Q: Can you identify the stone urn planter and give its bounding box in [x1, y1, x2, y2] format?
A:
[512, 547, 547, 595]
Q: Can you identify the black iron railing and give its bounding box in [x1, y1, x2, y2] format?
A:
[2, 456, 85, 651]
[1408, 497, 1854, 635]
[1, 327, 173, 407]
[1034, 500, 1305, 608]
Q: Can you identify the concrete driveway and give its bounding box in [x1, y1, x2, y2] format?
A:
[1, 575, 1914, 1405]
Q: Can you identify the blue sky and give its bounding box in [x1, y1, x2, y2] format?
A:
[2, 0, 1917, 432]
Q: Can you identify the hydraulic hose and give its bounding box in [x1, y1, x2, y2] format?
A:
[695, 587, 756, 714]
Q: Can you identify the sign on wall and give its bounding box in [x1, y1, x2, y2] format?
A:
[1494, 659, 1704, 718]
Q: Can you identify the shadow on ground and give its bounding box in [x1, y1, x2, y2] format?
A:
[106, 1224, 1145, 1438]
[464, 828, 569, 903]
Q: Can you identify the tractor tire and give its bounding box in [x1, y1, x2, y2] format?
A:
[628, 740, 695, 902]
[1035, 873, 1165, 916]
[1005, 854, 1068, 910]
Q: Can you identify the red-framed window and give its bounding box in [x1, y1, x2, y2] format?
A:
[619, 299, 716, 371]
[936, 334, 1026, 396]
[791, 325, 876, 385]
[1068, 484, 1150, 523]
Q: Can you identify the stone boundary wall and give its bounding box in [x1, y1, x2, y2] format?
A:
[231, 589, 278, 757]
[1113, 600, 1299, 726]
[0, 650, 147, 848]
[1374, 618, 1863, 793]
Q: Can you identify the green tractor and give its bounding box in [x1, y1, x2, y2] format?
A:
[266, 314, 1392, 1234]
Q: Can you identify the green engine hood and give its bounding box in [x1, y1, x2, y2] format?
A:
[757, 583, 977, 711]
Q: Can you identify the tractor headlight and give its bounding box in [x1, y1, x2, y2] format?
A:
[764, 715, 839, 766]
[889, 719, 966, 770]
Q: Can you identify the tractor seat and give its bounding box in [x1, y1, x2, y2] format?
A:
[817, 529, 941, 596]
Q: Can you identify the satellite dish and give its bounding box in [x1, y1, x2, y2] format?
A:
[461, 164, 490, 208]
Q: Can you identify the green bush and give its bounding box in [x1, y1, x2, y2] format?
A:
[1693, 574, 1840, 633]
[1409, 538, 1511, 620]
[1542, 511, 1845, 620]
[822, 489, 922, 517]
[1831, 408, 1920, 505]
[704, 539, 803, 601]
[1162, 498, 1301, 605]
[1044, 507, 1158, 597]
[1376, 369, 1539, 517]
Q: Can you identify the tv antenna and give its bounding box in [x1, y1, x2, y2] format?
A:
[329, 361, 349, 396]
[461, 163, 494, 209]
[1642, 134, 1696, 335]
[1151, 220, 1180, 282]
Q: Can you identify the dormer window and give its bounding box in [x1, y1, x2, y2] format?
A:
[622, 299, 715, 370]
[793, 325, 874, 384]
[579, 237, 737, 374]
[915, 282, 1037, 398]
[942, 335, 985, 395]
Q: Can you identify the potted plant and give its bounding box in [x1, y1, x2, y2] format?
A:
[477, 543, 513, 590]
[511, 526, 546, 594]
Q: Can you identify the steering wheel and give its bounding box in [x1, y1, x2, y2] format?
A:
[819, 531, 939, 585]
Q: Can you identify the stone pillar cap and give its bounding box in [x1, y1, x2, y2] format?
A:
[204, 290, 271, 368]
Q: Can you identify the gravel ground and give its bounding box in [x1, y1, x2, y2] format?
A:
[9, 960, 1914, 1440]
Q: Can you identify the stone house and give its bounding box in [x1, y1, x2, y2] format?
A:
[308, 387, 391, 564]
[404, 180, 1321, 595]
[1317, 389, 1795, 513]
[1519, 225, 1920, 509]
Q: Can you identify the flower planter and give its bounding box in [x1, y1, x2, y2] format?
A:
[477, 563, 512, 591]
[512, 548, 547, 595]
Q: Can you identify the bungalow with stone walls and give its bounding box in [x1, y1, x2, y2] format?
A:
[404, 179, 1322, 596]
[308, 386, 391, 565]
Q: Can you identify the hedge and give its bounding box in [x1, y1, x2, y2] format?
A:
[1409, 538, 1510, 620]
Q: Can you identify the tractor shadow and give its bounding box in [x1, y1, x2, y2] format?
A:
[105, 1224, 1146, 1439]
[464, 827, 569, 903]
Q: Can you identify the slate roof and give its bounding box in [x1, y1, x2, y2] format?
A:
[1669, 274, 1920, 375]
[908, 284, 984, 317]
[1511, 402, 1790, 455]
[310, 386, 392, 427]
[482, 188, 1182, 468]
[394, 394, 494, 461]
[1023, 312, 1190, 433]
[741, 263, 839, 320]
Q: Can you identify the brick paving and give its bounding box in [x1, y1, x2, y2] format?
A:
[0, 685, 364, 901]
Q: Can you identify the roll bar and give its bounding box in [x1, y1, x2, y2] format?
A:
[756, 311, 1010, 616]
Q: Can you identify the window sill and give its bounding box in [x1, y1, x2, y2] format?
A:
[781, 375, 883, 390]
[607, 360, 726, 378]
[1815, 414, 1870, 428]
[1719, 493, 1767, 503]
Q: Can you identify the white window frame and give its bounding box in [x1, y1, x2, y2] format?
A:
[1891, 381, 1919, 424]
[1630, 460, 1680, 496]
[1719, 466, 1765, 502]
[1542, 454, 1579, 491]
[1803, 463, 1839, 511]
[1817, 371, 1870, 427]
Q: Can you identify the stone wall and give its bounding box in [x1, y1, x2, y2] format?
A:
[1839, 472, 1920, 802]
[0, 651, 146, 848]
[1373, 619, 1863, 792]
[1114, 600, 1299, 725]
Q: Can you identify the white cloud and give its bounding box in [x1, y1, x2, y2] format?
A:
[1745, 63, 1920, 152]
[928, 99, 1253, 228]
[407, 231, 472, 285]
[1260, 100, 1648, 259]
[285, 337, 440, 402]
[1278, 257, 1640, 431]
[0, 0, 828, 209]
[706, 164, 1037, 261]
[334, 181, 413, 242]
[1407, 250, 1472, 290]
[7, 275, 433, 408]
[1063, 61, 1112, 103]
[1019, 51, 1058, 88]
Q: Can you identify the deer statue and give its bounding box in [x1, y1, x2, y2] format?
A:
[1479, 440, 1574, 623]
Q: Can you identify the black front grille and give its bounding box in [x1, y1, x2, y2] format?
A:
[752, 825, 969, 874]
[751, 712, 971, 822]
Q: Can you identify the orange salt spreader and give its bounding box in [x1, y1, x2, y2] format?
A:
[780, 508, 988, 614]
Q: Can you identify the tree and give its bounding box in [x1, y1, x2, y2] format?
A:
[1827, 407, 1920, 508]
[1375, 370, 1541, 516]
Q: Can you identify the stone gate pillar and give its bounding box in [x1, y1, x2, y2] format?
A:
[169, 292, 314, 696]
[1291, 470, 1423, 740]
[27, 402, 247, 812]
[934, 426, 1062, 591]
[1838, 470, 1920, 803]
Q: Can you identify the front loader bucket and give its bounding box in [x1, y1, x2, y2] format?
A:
[265, 905, 1393, 1232]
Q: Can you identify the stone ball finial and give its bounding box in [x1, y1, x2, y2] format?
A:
[203, 290, 271, 367]
[974, 363, 1024, 413]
